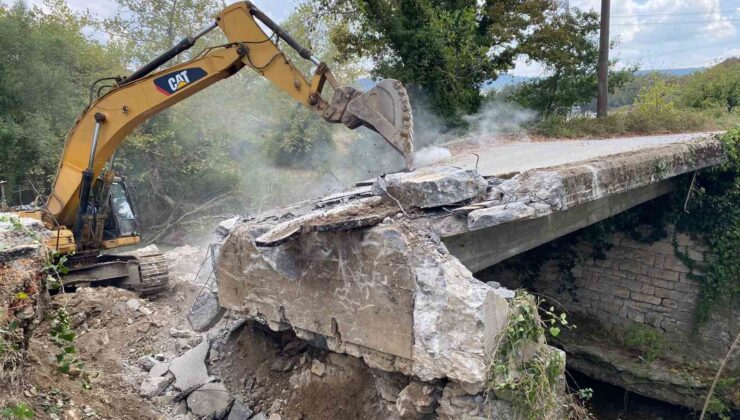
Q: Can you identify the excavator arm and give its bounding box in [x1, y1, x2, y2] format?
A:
[47, 1, 414, 237]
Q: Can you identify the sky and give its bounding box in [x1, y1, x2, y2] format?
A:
[25, 0, 740, 77]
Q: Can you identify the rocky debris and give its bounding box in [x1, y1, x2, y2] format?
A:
[219, 218, 516, 394]
[170, 339, 210, 391]
[186, 382, 234, 419]
[309, 360, 325, 377]
[140, 373, 175, 398]
[0, 214, 48, 378]
[126, 298, 142, 311]
[170, 327, 199, 338]
[396, 381, 441, 418]
[149, 361, 170, 378]
[139, 356, 158, 371]
[217, 216, 241, 239]
[254, 196, 396, 247]
[163, 245, 207, 282]
[436, 382, 487, 419]
[227, 399, 253, 420]
[372, 166, 487, 209]
[188, 291, 227, 332]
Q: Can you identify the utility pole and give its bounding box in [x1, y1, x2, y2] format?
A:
[597, 0, 610, 118]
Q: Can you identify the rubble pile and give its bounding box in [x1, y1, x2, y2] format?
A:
[0, 214, 49, 380]
[216, 166, 567, 418]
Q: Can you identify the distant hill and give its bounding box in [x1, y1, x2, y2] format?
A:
[484, 74, 533, 90]
[635, 68, 703, 77]
[358, 68, 704, 93]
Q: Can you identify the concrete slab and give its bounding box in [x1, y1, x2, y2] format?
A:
[441, 132, 719, 176]
[216, 133, 726, 393]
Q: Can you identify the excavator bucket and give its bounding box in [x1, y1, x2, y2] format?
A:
[346, 79, 414, 170]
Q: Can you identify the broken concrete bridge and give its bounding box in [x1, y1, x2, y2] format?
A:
[215, 132, 725, 399]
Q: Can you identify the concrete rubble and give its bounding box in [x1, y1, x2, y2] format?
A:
[170, 339, 211, 391]
[186, 382, 234, 419]
[188, 291, 227, 332]
[213, 134, 725, 417]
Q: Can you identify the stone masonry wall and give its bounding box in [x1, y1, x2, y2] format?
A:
[487, 229, 738, 362]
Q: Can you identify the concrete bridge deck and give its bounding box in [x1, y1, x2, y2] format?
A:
[215, 132, 726, 395]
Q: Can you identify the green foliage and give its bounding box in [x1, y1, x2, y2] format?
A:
[530, 59, 739, 137]
[512, 11, 635, 116]
[49, 308, 92, 388]
[103, 0, 224, 67]
[262, 106, 334, 168]
[318, 0, 605, 126]
[0, 1, 124, 203]
[679, 58, 740, 112]
[671, 129, 740, 323]
[624, 323, 664, 362]
[531, 106, 716, 138]
[1, 402, 33, 419]
[489, 292, 568, 419]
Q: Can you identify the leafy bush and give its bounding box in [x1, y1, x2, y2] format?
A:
[1, 402, 33, 419]
[679, 58, 740, 112]
[531, 106, 712, 138]
[624, 323, 664, 362]
[262, 106, 334, 168]
[671, 129, 740, 323]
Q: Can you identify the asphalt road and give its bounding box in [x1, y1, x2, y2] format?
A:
[437, 132, 718, 177]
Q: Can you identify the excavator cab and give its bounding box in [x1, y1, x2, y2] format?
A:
[103, 178, 141, 244]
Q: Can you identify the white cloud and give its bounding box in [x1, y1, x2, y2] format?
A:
[20, 0, 740, 75]
[509, 0, 740, 75]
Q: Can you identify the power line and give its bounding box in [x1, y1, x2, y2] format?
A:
[611, 27, 737, 44]
[612, 18, 740, 25]
[611, 9, 740, 18]
[634, 38, 740, 59]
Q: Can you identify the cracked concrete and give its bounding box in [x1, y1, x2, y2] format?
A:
[216, 133, 726, 399]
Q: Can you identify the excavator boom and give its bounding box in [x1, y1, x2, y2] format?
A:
[46, 1, 414, 236]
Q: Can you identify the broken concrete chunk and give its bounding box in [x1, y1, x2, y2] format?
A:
[139, 373, 174, 398]
[227, 399, 252, 420]
[374, 373, 406, 403]
[186, 382, 234, 419]
[138, 355, 157, 371]
[170, 328, 198, 338]
[188, 292, 226, 332]
[372, 166, 487, 209]
[216, 216, 240, 239]
[309, 360, 325, 377]
[125, 298, 142, 311]
[218, 222, 510, 394]
[254, 196, 392, 247]
[467, 201, 536, 231]
[396, 381, 441, 417]
[170, 340, 210, 391]
[148, 361, 170, 378]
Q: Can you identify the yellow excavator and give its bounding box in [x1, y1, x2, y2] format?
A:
[7, 1, 414, 295]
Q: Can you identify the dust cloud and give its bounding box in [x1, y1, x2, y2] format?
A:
[180, 78, 535, 215]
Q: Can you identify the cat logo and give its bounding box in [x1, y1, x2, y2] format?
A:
[154, 67, 207, 96]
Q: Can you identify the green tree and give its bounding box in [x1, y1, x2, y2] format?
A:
[0, 0, 123, 203]
[511, 10, 634, 115]
[103, 0, 226, 67]
[680, 58, 740, 112]
[315, 0, 561, 125]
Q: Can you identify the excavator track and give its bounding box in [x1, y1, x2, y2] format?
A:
[135, 253, 170, 296]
